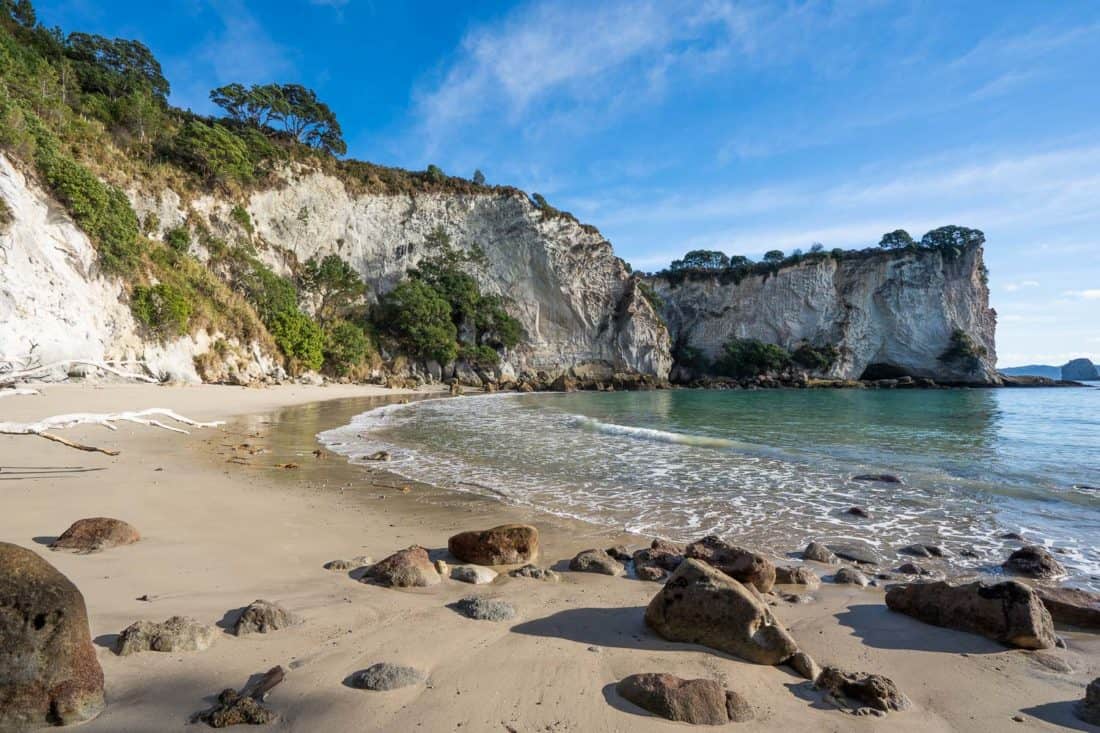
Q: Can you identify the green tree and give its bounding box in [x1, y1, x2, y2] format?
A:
[670, 250, 730, 271]
[762, 250, 785, 264]
[131, 283, 192, 337]
[920, 226, 985, 250]
[878, 229, 915, 249]
[64, 32, 169, 101]
[425, 164, 445, 183]
[298, 253, 365, 323]
[715, 338, 791, 378]
[474, 294, 522, 349]
[380, 279, 458, 364]
[322, 319, 371, 376]
[472, 169, 486, 185]
[172, 121, 254, 183]
[209, 82, 346, 155]
[269, 308, 324, 372]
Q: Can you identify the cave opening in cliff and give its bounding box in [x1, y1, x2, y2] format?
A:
[859, 363, 914, 380]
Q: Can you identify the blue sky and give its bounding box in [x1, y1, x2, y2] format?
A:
[36, 0, 1100, 366]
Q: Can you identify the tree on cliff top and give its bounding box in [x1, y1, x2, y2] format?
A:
[210, 82, 347, 156]
[670, 250, 730, 271]
[878, 229, 915, 249]
[921, 226, 985, 250]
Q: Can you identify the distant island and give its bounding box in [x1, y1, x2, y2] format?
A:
[1001, 358, 1099, 381]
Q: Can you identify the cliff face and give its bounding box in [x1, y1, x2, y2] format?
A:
[1, 157, 670, 381]
[647, 246, 999, 384]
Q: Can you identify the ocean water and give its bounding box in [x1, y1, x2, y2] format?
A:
[320, 384, 1100, 588]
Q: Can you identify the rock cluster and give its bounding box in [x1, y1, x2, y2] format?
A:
[885, 580, 1056, 649]
[0, 542, 105, 729]
[616, 673, 753, 725]
[116, 616, 217, 655]
[448, 524, 539, 565]
[49, 517, 140, 552]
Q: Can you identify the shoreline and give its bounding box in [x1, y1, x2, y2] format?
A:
[1, 383, 1097, 731]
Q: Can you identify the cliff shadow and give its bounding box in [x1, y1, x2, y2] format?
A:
[835, 603, 1005, 655]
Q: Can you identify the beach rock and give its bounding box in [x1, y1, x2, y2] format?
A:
[817, 666, 911, 714]
[0, 542, 105, 729]
[324, 555, 370, 571]
[895, 562, 935, 577]
[1000, 532, 1025, 541]
[788, 651, 821, 682]
[116, 616, 217, 655]
[832, 567, 870, 586]
[684, 535, 776, 593]
[434, 559, 449, 576]
[1033, 586, 1100, 629]
[569, 549, 625, 576]
[1076, 678, 1100, 726]
[775, 566, 820, 588]
[845, 506, 871, 519]
[447, 524, 539, 565]
[1029, 651, 1074, 673]
[605, 545, 634, 562]
[899, 543, 947, 558]
[364, 450, 391, 461]
[802, 541, 838, 564]
[195, 688, 275, 727]
[829, 543, 882, 565]
[453, 596, 516, 621]
[885, 580, 1056, 649]
[644, 559, 800, 666]
[852, 473, 902, 484]
[348, 663, 426, 691]
[49, 517, 140, 552]
[615, 673, 753, 725]
[508, 565, 560, 582]
[365, 546, 441, 588]
[233, 600, 300, 636]
[633, 543, 684, 576]
[450, 565, 498, 584]
[1002, 545, 1067, 579]
[651, 538, 686, 555]
[636, 565, 667, 582]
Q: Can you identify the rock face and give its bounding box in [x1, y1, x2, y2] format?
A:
[684, 536, 776, 593]
[1033, 586, 1100, 629]
[232, 600, 300, 635]
[447, 524, 539, 566]
[0, 542, 105, 729]
[569, 549, 625, 576]
[885, 580, 1056, 649]
[1062, 358, 1099, 381]
[50, 517, 140, 552]
[615, 673, 753, 725]
[365, 546, 441, 588]
[648, 244, 998, 383]
[645, 559, 799, 665]
[817, 667, 911, 714]
[115, 616, 217, 655]
[1002, 545, 1067, 579]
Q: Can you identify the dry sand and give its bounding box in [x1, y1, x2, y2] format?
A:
[1, 382, 1096, 732]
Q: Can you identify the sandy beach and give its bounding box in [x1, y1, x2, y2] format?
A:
[1, 383, 1096, 732]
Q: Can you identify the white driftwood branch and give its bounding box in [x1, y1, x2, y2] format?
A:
[0, 359, 158, 386]
[0, 388, 39, 399]
[0, 409, 224, 455]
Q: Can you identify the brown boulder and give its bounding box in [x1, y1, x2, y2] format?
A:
[817, 666, 911, 714]
[116, 616, 217, 655]
[1077, 678, 1100, 726]
[645, 559, 799, 665]
[616, 673, 753, 725]
[569, 549, 625, 576]
[232, 600, 300, 635]
[365, 546, 441, 587]
[50, 517, 140, 552]
[885, 580, 1056, 649]
[1003, 545, 1067, 579]
[0, 543, 105, 729]
[775, 566, 820, 588]
[684, 535, 776, 593]
[1033, 586, 1100, 629]
[447, 524, 539, 566]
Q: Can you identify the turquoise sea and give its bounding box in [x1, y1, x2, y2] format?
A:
[321, 384, 1100, 589]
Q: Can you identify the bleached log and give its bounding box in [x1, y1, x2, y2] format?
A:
[0, 359, 158, 386]
[0, 409, 224, 455]
[0, 388, 39, 399]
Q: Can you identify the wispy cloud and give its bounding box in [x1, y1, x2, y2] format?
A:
[1064, 289, 1100, 300]
[1003, 280, 1040, 292]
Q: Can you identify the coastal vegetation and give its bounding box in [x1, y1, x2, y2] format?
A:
[676, 337, 840, 379]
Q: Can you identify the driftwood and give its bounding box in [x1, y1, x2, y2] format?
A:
[0, 388, 39, 399]
[0, 409, 224, 455]
[0, 356, 158, 388]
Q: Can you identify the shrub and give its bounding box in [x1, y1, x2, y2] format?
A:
[715, 338, 791, 378]
[0, 195, 12, 232]
[171, 120, 254, 183]
[131, 282, 192, 337]
[379, 279, 458, 365]
[323, 319, 372, 376]
[426, 164, 445, 183]
[230, 204, 253, 234]
[269, 308, 324, 372]
[472, 169, 485, 185]
[938, 329, 987, 371]
[459, 343, 500, 368]
[791, 342, 839, 371]
[164, 225, 190, 252]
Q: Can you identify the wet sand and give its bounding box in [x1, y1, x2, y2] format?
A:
[0, 383, 1096, 731]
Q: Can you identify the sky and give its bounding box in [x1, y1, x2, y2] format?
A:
[34, 0, 1100, 366]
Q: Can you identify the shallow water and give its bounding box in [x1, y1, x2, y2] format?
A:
[320, 385, 1100, 589]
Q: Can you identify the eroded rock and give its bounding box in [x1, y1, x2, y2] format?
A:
[453, 596, 516, 621]
[684, 535, 776, 593]
[233, 600, 299, 636]
[50, 517, 140, 552]
[348, 662, 426, 691]
[817, 666, 911, 715]
[833, 567, 870, 587]
[802, 541, 837, 564]
[1002, 545, 1067, 580]
[508, 564, 560, 582]
[1033, 586, 1100, 629]
[0, 542, 105, 729]
[775, 566, 820, 588]
[569, 549, 625, 576]
[616, 673, 753, 725]
[644, 559, 799, 665]
[116, 616, 217, 655]
[1076, 678, 1100, 726]
[447, 524, 539, 565]
[365, 546, 441, 588]
[885, 580, 1056, 649]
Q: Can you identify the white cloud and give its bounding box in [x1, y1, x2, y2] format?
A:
[1064, 289, 1100, 300]
[1003, 280, 1040, 292]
